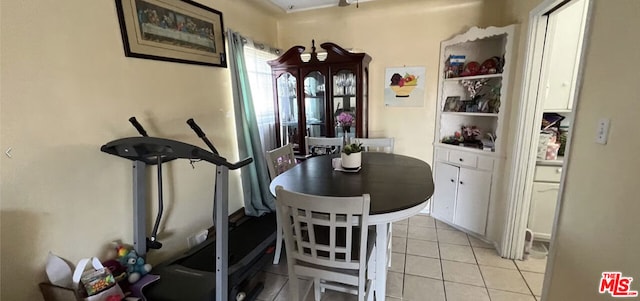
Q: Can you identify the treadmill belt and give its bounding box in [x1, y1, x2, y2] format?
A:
[177, 213, 277, 271]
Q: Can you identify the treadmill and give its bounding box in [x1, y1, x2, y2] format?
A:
[101, 118, 277, 301]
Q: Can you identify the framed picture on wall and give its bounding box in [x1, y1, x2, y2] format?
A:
[384, 66, 426, 107]
[115, 0, 226, 67]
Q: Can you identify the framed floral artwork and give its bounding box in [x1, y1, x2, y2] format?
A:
[115, 0, 226, 67]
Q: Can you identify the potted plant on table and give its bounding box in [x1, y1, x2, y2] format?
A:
[341, 141, 363, 170]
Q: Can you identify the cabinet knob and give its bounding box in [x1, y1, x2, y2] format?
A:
[450, 179, 455, 183]
[556, 168, 562, 173]
[459, 181, 464, 185]
[459, 158, 464, 162]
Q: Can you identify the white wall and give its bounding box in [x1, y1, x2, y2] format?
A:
[0, 1, 278, 299]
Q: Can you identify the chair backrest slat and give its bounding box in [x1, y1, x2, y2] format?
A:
[357, 137, 394, 153]
[305, 209, 319, 259]
[290, 206, 305, 258]
[345, 213, 353, 263]
[329, 213, 336, 261]
[275, 186, 371, 270]
[305, 137, 344, 156]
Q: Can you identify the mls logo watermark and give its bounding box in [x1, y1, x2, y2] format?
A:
[599, 272, 639, 297]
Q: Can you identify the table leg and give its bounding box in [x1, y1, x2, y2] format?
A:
[387, 223, 393, 268]
[375, 222, 389, 301]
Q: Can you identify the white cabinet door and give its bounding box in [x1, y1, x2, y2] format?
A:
[528, 182, 560, 240]
[431, 162, 459, 224]
[454, 168, 492, 234]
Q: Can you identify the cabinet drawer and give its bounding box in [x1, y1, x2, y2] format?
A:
[448, 150, 477, 168]
[477, 156, 495, 171]
[534, 165, 563, 182]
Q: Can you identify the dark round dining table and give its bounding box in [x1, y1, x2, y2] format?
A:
[269, 152, 434, 300]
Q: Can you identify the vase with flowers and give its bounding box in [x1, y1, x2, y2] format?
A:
[336, 111, 355, 143]
[461, 79, 489, 112]
[461, 79, 489, 102]
[341, 141, 363, 170]
[461, 125, 482, 148]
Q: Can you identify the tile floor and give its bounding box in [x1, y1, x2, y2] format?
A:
[255, 214, 548, 301]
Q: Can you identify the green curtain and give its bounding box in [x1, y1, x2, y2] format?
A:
[227, 29, 275, 216]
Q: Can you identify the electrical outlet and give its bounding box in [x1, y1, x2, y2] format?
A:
[595, 118, 610, 145]
[195, 230, 208, 244]
[187, 230, 209, 248]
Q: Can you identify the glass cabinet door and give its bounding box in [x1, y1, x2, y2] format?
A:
[303, 71, 326, 138]
[277, 72, 299, 150]
[333, 70, 357, 141]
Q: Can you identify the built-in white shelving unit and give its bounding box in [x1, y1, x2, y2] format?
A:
[431, 25, 517, 237]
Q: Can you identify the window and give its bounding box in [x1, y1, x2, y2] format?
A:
[244, 45, 277, 152]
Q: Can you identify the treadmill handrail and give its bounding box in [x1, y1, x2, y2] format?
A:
[101, 137, 252, 169]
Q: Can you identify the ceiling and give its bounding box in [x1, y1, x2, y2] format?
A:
[267, 0, 376, 13]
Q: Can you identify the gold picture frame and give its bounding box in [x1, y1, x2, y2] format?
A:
[115, 0, 226, 67]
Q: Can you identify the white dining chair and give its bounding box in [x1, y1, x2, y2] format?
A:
[357, 137, 395, 153]
[356, 137, 394, 268]
[305, 136, 344, 156]
[265, 144, 297, 265]
[266, 143, 297, 180]
[275, 186, 376, 301]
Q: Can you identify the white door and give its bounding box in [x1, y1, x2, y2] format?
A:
[454, 168, 492, 234]
[502, 0, 590, 260]
[431, 162, 459, 223]
[539, 0, 589, 111]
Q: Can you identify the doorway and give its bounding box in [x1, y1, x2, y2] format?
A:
[501, 0, 591, 283]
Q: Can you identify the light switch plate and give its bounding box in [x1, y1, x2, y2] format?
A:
[595, 118, 610, 144]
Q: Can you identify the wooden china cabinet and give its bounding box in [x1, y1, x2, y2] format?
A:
[268, 41, 371, 155]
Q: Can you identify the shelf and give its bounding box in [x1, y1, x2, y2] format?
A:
[434, 142, 503, 158]
[445, 74, 503, 81]
[536, 156, 564, 166]
[543, 109, 572, 113]
[441, 112, 498, 117]
[304, 92, 326, 98]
